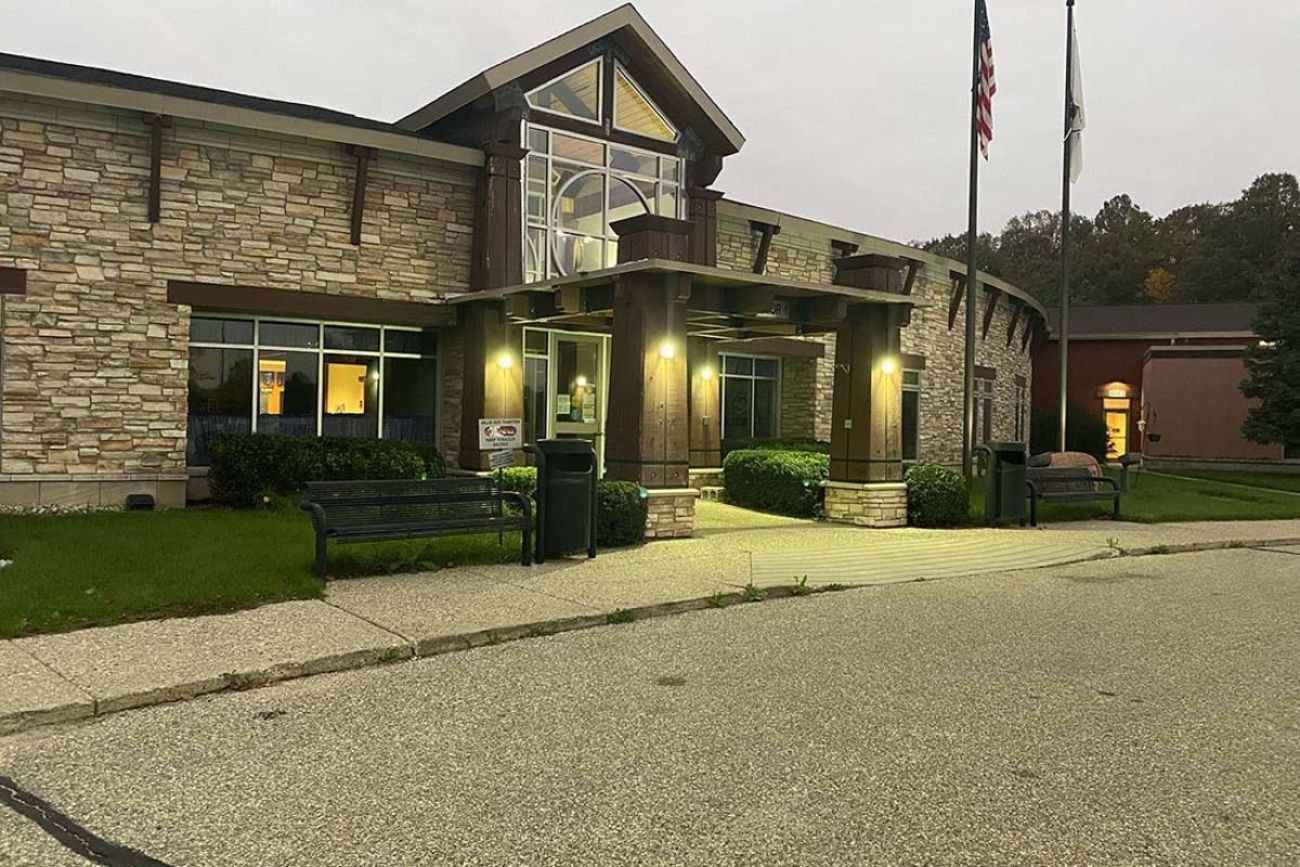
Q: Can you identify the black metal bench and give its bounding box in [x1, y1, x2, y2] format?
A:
[1025, 464, 1121, 526]
[300, 478, 531, 578]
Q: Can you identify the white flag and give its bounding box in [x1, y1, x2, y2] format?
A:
[1067, 17, 1086, 183]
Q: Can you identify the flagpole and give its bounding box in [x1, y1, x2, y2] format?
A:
[1057, 0, 1076, 452]
[962, 0, 982, 479]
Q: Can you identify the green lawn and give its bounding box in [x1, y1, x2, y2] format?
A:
[0, 507, 523, 639]
[970, 469, 1300, 524]
[1148, 468, 1300, 494]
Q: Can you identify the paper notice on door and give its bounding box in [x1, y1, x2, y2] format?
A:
[556, 395, 571, 416]
[582, 393, 596, 423]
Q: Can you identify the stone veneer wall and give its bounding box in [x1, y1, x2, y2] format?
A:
[716, 203, 1036, 466]
[823, 481, 909, 528]
[0, 93, 475, 505]
[643, 488, 699, 539]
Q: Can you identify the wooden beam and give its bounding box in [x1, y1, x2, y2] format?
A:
[146, 114, 170, 223]
[1020, 316, 1035, 353]
[980, 288, 1001, 339]
[1005, 299, 1023, 348]
[947, 275, 965, 330]
[831, 239, 860, 259]
[349, 146, 373, 246]
[554, 285, 581, 314]
[802, 295, 849, 324]
[750, 220, 780, 275]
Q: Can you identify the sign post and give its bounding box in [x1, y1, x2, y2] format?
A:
[479, 418, 523, 545]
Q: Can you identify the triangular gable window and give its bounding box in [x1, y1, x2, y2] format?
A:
[526, 58, 601, 123]
[613, 65, 677, 142]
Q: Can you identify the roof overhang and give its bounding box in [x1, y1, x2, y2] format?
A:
[397, 4, 744, 155]
[0, 59, 483, 168]
[452, 259, 921, 339]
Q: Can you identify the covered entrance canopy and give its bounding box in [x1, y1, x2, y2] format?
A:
[453, 215, 925, 496]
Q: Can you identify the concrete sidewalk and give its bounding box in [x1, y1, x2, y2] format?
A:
[5, 502, 1299, 736]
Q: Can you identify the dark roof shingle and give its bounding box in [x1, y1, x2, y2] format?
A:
[1045, 303, 1261, 337]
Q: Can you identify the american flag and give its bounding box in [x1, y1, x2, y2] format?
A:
[976, 0, 997, 159]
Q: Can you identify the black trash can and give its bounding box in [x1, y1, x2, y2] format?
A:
[980, 441, 1028, 525]
[525, 439, 598, 563]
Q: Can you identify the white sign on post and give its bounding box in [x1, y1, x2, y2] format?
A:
[478, 418, 523, 451]
[488, 449, 515, 470]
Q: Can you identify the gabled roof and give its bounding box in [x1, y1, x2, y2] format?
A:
[396, 3, 745, 154]
[1044, 303, 1261, 338]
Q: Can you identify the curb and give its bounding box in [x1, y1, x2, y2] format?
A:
[5, 536, 1297, 738]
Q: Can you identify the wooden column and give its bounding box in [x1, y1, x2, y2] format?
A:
[686, 187, 722, 267]
[687, 336, 722, 468]
[828, 304, 903, 483]
[470, 143, 527, 291]
[605, 272, 690, 487]
[457, 301, 523, 470]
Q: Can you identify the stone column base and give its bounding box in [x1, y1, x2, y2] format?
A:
[823, 481, 908, 528]
[643, 488, 700, 539]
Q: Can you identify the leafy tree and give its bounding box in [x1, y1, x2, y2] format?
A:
[1241, 277, 1300, 450]
[1143, 267, 1176, 303]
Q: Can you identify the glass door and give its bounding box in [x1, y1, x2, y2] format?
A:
[522, 328, 609, 473]
[1104, 398, 1129, 459]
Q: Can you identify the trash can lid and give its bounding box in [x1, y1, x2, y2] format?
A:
[535, 438, 597, 455]
[986, 441, 1028, 454]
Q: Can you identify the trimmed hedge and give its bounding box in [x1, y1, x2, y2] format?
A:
[493, 466, 648, 549]
[208, 433, 446, 507]
[720, 437, 830, 460]
[905, 462, 969, 527]
[723, 449, 829, 517]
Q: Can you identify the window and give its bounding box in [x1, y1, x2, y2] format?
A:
[721, 355, 779, 440]
[187, 316, 438, 465]
[524, 127, 685, 280]
[525, 59, 601, 123]
[1014, 382, 1028, 442]
[975, 374, 995, 444]
[902, 369, 922, 461]
[613, 64, 677, 141]
[522, 329, 549, 446]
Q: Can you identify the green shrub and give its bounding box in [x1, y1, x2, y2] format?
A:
[493, 466, 646, 549]
[905, 462, 969, 527]
[208, 433, 446, 507]
[596, 481, 649, 547]
[720, 437, 830, 460]
[723, 449, 829, 517]
[1031, 404, 1110, 461]
[497, 466, 538, 500]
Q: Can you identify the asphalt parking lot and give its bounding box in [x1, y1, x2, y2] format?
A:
[1, 547, 1297, 866]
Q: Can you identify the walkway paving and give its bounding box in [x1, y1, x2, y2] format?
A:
[4, 503, 1299, 737]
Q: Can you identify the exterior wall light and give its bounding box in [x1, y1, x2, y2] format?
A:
[497, 351, 514, 369]
[659, 340, 676, 360]
[881, 358, 897, 376]
[700, 365, 714, 381]
[575, 375, 588, 388]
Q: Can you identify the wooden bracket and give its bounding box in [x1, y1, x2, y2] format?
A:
[1005, 299, 1023, 348]
[1020, 316, 1035, 353]
[902, 259, 921, 295]
[750, 220, 780, 275]
[831, 239, 860, 259]
[145, 114, 172, 223]
[980, 288, 1001, 339]
[947, 275, 966, 330]
[349, 146, 374, 246]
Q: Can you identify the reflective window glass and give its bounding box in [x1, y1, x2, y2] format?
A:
[259, 321, 319, 349]
[187, 347, 253, 464]
[526, 60, 600, 122]
[384, 330, 437, 356]
[323, 325, 380, 352]
[191, 317, 253, 345]
[257, 350, 318, 436]
[383, 357, 437, 443]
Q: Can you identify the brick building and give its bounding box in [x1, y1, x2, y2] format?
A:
[1033, 303, 1296, 466]
[0, 5, 1043, 528]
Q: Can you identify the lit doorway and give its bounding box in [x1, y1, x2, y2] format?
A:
[1103, 398, 1129, 459]
[522, 328, 610, 473]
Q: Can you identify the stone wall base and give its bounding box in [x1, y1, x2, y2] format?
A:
[644, 488, 700, 539]
[823, 481, 908, 528]
[688, 468, 724, 489]
[0, 476, 188, 509]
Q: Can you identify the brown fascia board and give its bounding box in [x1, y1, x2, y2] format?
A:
[395, 4, 745, 154]
[0, 65, 483, 168]
[167, 281, 455, 327]
[1041, 331, 1256, 342]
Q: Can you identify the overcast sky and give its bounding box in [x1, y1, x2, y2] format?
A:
[4, 1, 1298, 243]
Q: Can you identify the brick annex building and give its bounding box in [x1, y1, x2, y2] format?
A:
[0, 5, 1043, 530]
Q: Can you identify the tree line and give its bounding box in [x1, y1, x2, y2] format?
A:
[918, 172, 1299, 308]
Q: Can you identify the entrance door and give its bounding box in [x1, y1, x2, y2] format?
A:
[526, 329, 608, 472]
[1103, 398, 1129, 459]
